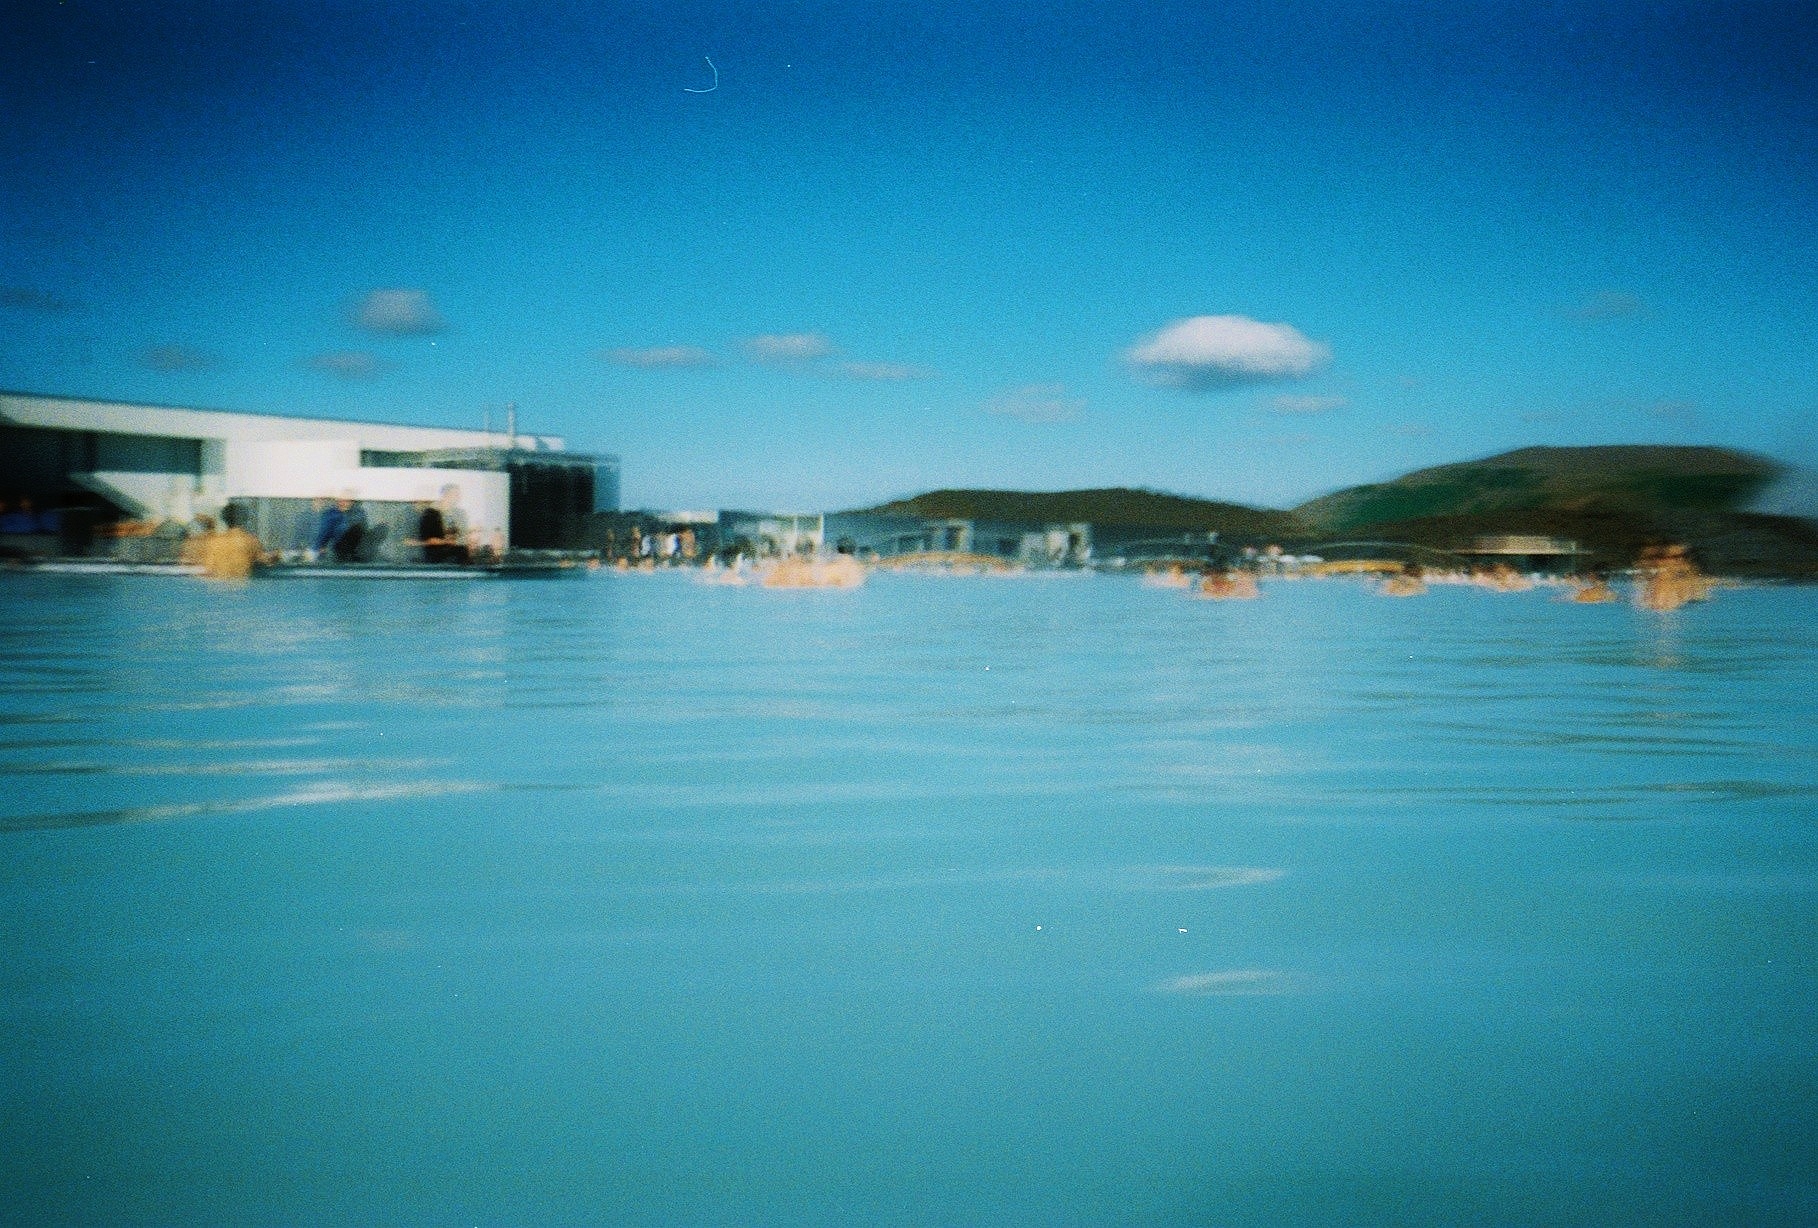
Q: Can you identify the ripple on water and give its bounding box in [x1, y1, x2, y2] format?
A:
[1125, 865, 1286, 890]
[0, 778, 493, 833]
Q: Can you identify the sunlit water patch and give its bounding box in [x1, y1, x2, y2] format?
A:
[1, 572, 1813, 1224]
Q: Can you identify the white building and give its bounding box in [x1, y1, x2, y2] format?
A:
[0, 391, 618, 556]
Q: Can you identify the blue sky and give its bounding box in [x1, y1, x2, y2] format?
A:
[3, 1, 1814, 511]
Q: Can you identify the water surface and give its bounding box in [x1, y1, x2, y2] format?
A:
[2, 573, 1814, 1224]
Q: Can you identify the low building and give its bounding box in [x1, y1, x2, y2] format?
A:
[821, 512, 1091, 566]
[0, 392, 618, 558]
[1460, 534, 1586, 573]
[605, 509, 1094, 568]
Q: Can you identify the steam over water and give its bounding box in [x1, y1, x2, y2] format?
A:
[3, 572, 1814, 1224]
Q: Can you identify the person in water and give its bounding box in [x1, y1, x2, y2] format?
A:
[1143, 562, 1191, 588]
[1197, 564, 1259, 599]
[179, 514, 216, 565]
[1568, 566, 1617, 603]
[200, 503, 265, 581]
[1381, 562, 1427, 597]
[1636, 543, 1709, 611]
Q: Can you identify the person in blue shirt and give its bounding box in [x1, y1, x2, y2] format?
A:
[311, 498, 346, 558]
[311, 494, 369, 562]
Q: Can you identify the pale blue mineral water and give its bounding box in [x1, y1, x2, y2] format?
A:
[2, 573, 1814, 1224]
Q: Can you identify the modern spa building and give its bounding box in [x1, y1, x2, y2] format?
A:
[0, 391, 618, 557]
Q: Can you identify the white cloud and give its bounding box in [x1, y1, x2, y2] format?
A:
[986, 383, 1084, 424]
[1266, 394, 1348, 415]
[744, 332, 834, 363]
[352, 288, 444, 336]
[1124, 315, 1329, 391]
[1157, 970, 1294, 997]
[305, 351, 385, 379]
[601, 345, 718, 369]
[837, 360, 930, 382]
[139, 344, 215, 373]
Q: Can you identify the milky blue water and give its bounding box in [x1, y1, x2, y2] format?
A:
[2, 572, 1814, 1225]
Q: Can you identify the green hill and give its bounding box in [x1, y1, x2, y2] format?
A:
[1294, 445, 1780, 533]
[862, 487, 1308, 538]
[1289, 445, 1817, 576]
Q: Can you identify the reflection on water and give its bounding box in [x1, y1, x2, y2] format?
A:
[1, 573, 1814, 1224]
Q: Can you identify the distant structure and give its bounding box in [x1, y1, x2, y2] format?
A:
[0, 392, 618, 556]
[627, 509, 1094, 567]
[1460, 534, 1586, 573]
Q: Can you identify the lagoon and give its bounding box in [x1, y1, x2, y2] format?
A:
[2, 571, 1814, 1224]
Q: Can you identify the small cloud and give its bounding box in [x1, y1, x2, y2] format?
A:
[1519, 410, 1559, 425]
[1266, 394, 1347, 415]
[837, 360, 931, 382]
[1124, 315, 1329, 392]
[1394, 422, 1434, 438]
[0, 286, 76, 312]
[986, 383, 1084, 424]
[138, 344, 215, 373]
[1565, 290, 1646, 321]
[304, 351, 385, 380]
[1157, 969, 1295, 996]
[351, 288, 445, 336]
[600, 345, 718, 369]
[744, 332, 834, 364]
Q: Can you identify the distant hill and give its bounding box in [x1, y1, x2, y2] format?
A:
[855, 449, 1815, 576]
[1289, 445, 1815, 576]
[1294, 445, 1780, 533]
[861, 487, 1308, 539]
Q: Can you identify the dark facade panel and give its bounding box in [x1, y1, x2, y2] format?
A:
[508, 459, 596, 549]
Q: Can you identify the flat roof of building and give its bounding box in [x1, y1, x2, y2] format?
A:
[0, 389, 594, 457]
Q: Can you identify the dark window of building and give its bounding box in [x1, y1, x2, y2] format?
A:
[508, 461, 596, 549]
